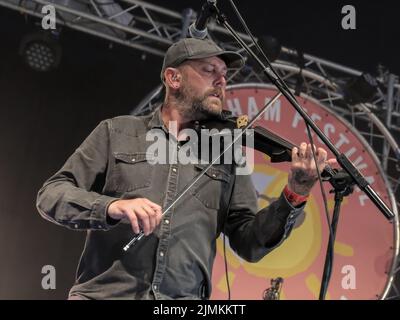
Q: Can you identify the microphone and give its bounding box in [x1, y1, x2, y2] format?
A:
[189, 0, 217, 39]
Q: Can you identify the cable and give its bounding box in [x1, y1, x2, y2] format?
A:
[223, 232, 231, 300]
[222, 164, 237, 300]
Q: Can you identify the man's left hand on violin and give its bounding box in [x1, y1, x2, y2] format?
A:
[287, 143, 338, 197]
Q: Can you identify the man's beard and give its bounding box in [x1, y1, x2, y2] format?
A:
[174, 82, 224, 121]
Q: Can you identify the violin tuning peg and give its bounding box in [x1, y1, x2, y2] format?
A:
[236, 115, 248, 128]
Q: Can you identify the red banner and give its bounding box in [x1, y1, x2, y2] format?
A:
[211, 86, 396, 300]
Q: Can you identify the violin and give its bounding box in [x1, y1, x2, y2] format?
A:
[189, 110, 299, 163]
[189, 110, 335, 178]
[123, 107, 335, 251]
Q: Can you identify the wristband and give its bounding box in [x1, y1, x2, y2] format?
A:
[283, 185, 309, 205]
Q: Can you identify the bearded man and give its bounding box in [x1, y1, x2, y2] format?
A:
[37, 38, 335, 300]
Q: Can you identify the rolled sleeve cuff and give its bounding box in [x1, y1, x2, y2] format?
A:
[282, 192, 306, 218]
[275, 193, 305, 233]
[91, 195, 120, 230]
[260, 193, 306, 250]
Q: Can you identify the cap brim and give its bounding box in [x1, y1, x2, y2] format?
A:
[186, 50, 245, 69]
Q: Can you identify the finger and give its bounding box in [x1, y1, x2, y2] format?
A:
[292, 147, 299, 162]
[305, 144, 313, 159]
[147, 202, 162, 226]
[154, 209, 163, 227]
[326, 158, 338, 167]
[154, 206, 163, 220]
[134, 207, 151, 236]
[316, 147, 327, 163]
[123, 208, 140, 234]
[156, 213, 162, 227]
[138, 198, 161, 216]
[143, 198, 162, 212]
[140, 204, 157, 232]
[298, 142, 307, 158]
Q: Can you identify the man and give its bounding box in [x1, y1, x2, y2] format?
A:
[36, 38, 336, 300]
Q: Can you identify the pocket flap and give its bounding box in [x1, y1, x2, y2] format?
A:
[113, 152, 153, 164]
[194, 164, 231, 183]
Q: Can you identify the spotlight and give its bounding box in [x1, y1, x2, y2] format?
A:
[343, 73, 378, 105]
[19, 31, 62, 72]
[257, 35, 282, 62]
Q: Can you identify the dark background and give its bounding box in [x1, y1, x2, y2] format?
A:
[0, 0, 399, 299]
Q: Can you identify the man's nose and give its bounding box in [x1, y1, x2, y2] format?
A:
[214, 72, 227, 88]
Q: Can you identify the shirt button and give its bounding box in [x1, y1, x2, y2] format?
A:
[131, 158, 135, 162]
[74, 224, 78, 229]
[165, 219, 170, 225]
[289, 214, 294, 219]
[160, 251, 164, 257]
[153, 285, 158, 291]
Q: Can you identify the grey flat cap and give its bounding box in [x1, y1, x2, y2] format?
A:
[160, 38, 244, 81]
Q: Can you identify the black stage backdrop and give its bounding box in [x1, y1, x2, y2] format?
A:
[0, 8, 161, 299]
[0, 0, 399, 299]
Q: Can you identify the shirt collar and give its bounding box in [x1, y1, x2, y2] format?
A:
[147, 105, 167, 131]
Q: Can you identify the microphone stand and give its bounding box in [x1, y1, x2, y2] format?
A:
[210, 2, 395, 300]
[319, 169, 355, 299]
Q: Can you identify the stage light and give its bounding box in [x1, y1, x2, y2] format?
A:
[19, 31, 62, 72]
[343, 73, 379, 105]
[257, 35, 282, 62]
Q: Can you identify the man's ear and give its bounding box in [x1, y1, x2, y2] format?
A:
[164, 68, 181, 89]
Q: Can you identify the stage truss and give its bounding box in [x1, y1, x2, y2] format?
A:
[1, 0, 399, 299]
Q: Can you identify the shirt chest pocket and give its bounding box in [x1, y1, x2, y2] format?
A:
[190, 164, 232, 210]
[112, 152, 155, 192]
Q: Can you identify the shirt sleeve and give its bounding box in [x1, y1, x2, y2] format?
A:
[36, 120, 120, 231]
[224, 172, 305, 262]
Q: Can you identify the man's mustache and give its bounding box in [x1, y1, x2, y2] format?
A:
[206, 88, 225, 100]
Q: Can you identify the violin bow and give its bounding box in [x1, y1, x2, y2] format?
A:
[123, 92, 283, 251]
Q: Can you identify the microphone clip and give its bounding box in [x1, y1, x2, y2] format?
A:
[189, 0, 218, 39]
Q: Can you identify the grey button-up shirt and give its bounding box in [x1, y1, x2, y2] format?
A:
[36, 107, 304, 300]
